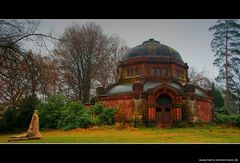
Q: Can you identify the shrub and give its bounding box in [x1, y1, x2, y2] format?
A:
[91, 103, 104, 115]
[99, 108, 117, 125]
[215, 107, 230, 115]
[173, 121, 213, 128]
[46, 94, 68, 109]
[173, 121, 192, 128]
[89, 104, 117, 126]
[214, 113, 240, 128]
[38, 100, 117, 130]
[0, 107, 18, 132]
[235, 116, 240, 128]
[143, 120, 156, 128]
[0, 95, 40, 132]
[213, 106, 240, 128]
[16, 95, 40, 129]
[90, 96, 96, 105]
[89, 103, 102, 126]
[59, 102, 91, 130]
[77, 111, 91, 129]
[130, 120, 146, 128]
[38, 94, 68, 129]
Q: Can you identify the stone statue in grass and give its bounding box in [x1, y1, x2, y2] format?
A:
[8, 110, 42, 141]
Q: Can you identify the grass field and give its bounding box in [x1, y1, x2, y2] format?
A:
[1, 126, 240, 143]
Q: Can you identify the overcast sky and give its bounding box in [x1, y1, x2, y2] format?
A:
[31, 19, 220, 81]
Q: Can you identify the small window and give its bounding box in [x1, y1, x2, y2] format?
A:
[151, 67, 155, 76]
[156, 68, 160, 76]
[156, 108, 161, 112]
[162, 68, 166, 76]
[165, 108, 170, 112]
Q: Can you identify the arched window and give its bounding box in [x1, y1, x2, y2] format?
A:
[156, 94, 172, 105]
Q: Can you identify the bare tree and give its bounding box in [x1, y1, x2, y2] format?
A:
[0, 20, 58, 52]
[0, 51, 29, 108]
[26, 51, 41, 96]
[93, 35, 129, 88]
[188, 67, 212, 90]
[25, 52, 62, 100]
[54, 22, 117, 103]
[0, 20, 59, 109]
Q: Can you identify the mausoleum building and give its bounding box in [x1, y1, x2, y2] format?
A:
[97, 38, 213, 126]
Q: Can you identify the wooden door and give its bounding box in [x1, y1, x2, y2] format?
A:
[155, 107, 162, 122]
[155, 94, 173, 125]
[155, 106, 172, 124]
[162, 107, 171, 123]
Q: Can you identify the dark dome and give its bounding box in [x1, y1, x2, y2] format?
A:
[122, 38, 183, 61]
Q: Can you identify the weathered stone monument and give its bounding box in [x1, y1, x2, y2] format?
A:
[8, 110, 42, 141]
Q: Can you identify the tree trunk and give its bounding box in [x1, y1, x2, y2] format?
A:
[225, 22, 229, 111]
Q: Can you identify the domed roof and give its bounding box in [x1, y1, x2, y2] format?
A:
[122, 38, 183, 61]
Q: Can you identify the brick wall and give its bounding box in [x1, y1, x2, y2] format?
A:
[172, 108, 182, 121]
[195, 99, 212, 122]
[100, 98, 133, 121]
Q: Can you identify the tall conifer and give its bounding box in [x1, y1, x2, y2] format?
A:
[209, 19, 240, 112]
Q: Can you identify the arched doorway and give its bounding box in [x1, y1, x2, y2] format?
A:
[155, 94, 173, 125]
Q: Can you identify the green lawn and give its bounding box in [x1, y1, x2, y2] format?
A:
[1, 126, 240, 143]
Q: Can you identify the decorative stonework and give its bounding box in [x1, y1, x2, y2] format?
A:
[132, 98, 143, 121]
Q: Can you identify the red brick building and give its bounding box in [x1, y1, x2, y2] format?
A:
[97, 39, 213, 126]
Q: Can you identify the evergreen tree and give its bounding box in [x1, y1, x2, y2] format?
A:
[212, 82, 224, 109]
[209, 19, 240, 112]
